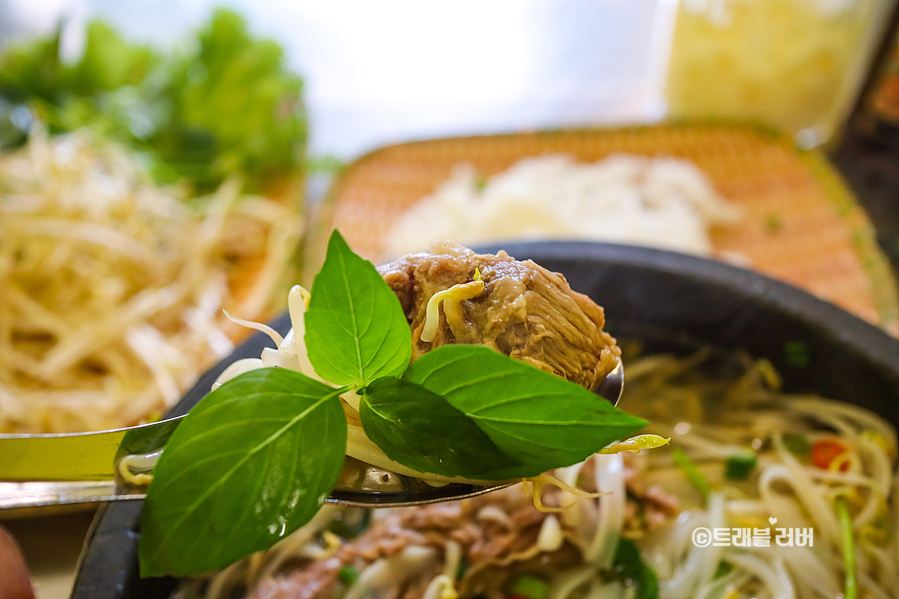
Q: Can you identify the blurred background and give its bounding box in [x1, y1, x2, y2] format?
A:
[1, 1, 899, 597]
[2, 0, 893, 158]
[3, 0, 896, 221]
[1, 0, 680, 160]
[4, 0, 894, 247]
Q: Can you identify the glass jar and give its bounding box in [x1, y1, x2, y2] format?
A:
[856, 23, 899, 143]
[665, 0, 898, 148]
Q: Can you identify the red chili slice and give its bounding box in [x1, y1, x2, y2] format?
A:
[811, 438, 848, 471]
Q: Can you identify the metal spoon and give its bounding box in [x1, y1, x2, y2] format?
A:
[0, 362, 623, 512]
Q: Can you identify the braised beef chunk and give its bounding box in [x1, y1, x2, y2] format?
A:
[377, 241, 620, 391]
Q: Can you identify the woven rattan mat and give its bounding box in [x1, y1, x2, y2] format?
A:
[320, 124, 899, 334]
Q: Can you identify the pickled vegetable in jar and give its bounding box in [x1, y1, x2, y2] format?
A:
[665, 0, 895, 147]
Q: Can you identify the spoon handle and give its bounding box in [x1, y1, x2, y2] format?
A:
[0, 478, 514, 512]
[0, 418, 184, 482]
[0, 417, 514, 511]
[0, 359, 608, 510]
[0, 480, 146, 511]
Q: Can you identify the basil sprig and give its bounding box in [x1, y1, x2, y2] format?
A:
[139, 230, 646, 577]
[362, 346, 645, 479]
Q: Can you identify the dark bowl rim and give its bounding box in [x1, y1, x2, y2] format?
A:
[485, 241, 899, 371]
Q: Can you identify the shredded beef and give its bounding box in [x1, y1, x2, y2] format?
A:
[250, 476, 675, 599]
[250, 486, 554, 599]
[377, 242, 620, 391]
[623, 460, 681, 534]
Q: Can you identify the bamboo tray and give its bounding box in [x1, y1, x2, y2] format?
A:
[318, 124, 899, 334]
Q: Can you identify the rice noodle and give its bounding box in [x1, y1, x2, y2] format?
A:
[622, 349, 899, 599]
[585, 454, 625, 568]
[662, 494, 726, 598]
[381, 154, 740, 260]
[549, 565, 597, 599]
[344, 546, 438, 599]
[723, 553, 794, 599]
[778, 545, 841, 599]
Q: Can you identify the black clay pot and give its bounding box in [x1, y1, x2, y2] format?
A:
[71, 241, 899, 599]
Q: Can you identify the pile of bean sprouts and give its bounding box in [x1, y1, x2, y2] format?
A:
[0, 129, 303, 433]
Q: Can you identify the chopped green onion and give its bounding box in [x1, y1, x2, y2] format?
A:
[725, 452, 757, 480]
[456, 556, 469, 580]
[327, 510, 371, 539]
[506, 573, 550, 599]
[613, 538, 660, 599]
[783, 433, 812, 457]
[764, 213, 782, 234]
[672, 447, 712, 498]
[836, 496, 857, 599]
[338, 565, 359, 586]
[784, 340, 811, 368]
[714, 561, 734, 579]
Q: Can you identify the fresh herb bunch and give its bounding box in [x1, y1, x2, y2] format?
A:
[0, 9, 305, 196]
[138, 231, 647, 577]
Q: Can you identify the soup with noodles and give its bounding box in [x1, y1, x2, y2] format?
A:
[176, 346, 899, 599]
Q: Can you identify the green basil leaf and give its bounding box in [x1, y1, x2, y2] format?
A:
[139, 368, 347, 577]
[305, 230, 411, 386]
[403, 345, 646, 468]
[361, 377, 534, 479]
